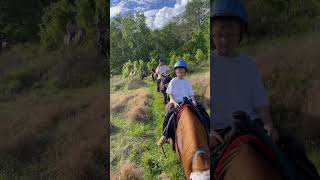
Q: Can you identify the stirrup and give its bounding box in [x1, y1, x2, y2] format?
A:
[157, 136, 168, 146]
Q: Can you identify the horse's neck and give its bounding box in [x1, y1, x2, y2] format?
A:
[176, 106, 210, 177]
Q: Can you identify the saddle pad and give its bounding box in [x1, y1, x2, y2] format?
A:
[176, 103, 193, 122]
[214, 134, 276, 178]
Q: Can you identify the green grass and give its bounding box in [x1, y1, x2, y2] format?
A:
[110, 79, 184, 179]
[308, 150, 320, 172]
[143, 80, 184, 179]
[306, 139, 320, 173]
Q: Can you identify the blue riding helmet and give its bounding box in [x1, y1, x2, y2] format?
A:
[211, 0, 248, 25]
[174, 59, 188, 70]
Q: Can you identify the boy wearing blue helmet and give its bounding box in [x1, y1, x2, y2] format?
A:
[166, 59, 197, 108]
[157, 59, 197, 146]
[210, 0, 278, 148]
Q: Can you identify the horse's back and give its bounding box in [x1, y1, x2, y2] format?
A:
[223, 142, 283, 180]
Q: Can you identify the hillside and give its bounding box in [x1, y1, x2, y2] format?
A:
[0, 44, 108, 179]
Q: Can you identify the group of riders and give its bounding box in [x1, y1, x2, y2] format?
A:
[149, 0, 320, 179]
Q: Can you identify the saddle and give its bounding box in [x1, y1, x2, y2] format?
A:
[160, 98, 210, 151]
[211, 111, 298, 180]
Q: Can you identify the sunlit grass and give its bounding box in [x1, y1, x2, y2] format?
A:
[110, 79, 185, 179]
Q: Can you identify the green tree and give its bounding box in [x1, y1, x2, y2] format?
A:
[111, 0, 212, 74]
[39, 0, 75, 50]
[150, 51, 160, 62]
[184, 29, 208, 56]
[111, 15, 131, 74]
[147, 58, 157, 72]
[75, 0, 96, 37]
[182, 0, 209, 30]
[195, 49, 206, 62]
[0, 0, 54, 42]
[133, 60, 140, 72]
[122, 60, 133, 77]
[111, 13, 152, 74]
[150, 22, 184, 59]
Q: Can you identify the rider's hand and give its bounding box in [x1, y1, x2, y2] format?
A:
[173, 102, 180, 108]
[192, 100, 197, 106]
[264, 125, 279, 142]
[209, 130, 224, 149]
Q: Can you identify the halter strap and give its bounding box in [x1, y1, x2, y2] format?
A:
[192, 149, 210, 170]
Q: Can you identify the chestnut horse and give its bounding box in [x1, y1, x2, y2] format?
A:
[212, 111, 290, 180]
[212, 137, 284, 180]
[175, 104, 210, 179]
[174, 107, 295, 180]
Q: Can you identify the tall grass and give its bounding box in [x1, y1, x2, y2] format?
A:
[189, 72, 210, 109]
[0, 86, 108, 179]
[0, 44, 106, 101]
[0, 43, 108, 179]
[242, 31, 320, 171]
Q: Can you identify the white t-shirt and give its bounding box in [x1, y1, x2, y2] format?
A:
[166, 78, 194, 103]
[156, 65, 168, 79]
[211, 53, 269, 129]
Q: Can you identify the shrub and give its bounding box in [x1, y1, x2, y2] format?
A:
[122, 61, 133, 77]
[195, 49, 206, 62]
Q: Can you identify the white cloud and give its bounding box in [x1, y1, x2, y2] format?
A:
[110, 2, 125, 18]
[110, 0, 191, 29]
[144, 0, 192, 29]
[138, 0, 157, 4]
[135, 6, 147, 12]
[128, 0, 156, 7]
[144, 9, 158, 29]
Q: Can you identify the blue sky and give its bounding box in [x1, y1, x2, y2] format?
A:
[110, 0, 191, 29]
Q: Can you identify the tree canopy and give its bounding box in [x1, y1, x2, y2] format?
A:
[110, 0, 210, 75]
[0, 0, 108, 49]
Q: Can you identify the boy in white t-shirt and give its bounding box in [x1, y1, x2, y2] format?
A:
[166, 59, 196, 108]
[157, 59, 196, 146]
[210, 0, 278, 148]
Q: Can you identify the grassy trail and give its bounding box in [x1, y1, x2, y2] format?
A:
[110, 79, 184, 179]
[145, 80, 184, 179]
